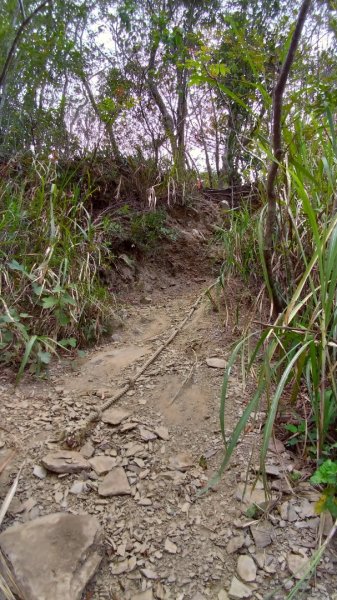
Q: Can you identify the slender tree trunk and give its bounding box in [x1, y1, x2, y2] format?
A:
[264, 0, 312, 314]
[192, 95, 213, 187]
[209, 88, 220, 185]
[81, 75, 124, 165]
[0, 0, 51, 91]
[148, 43, 178, 162]
[176, 66, 188, 177]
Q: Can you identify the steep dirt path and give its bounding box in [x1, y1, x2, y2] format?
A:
[1, 266, 336, 599]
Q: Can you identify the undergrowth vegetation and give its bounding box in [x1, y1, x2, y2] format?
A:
[218, 110, 337, 531]
[0, 158, 177, 377]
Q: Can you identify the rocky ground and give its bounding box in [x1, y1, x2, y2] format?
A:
[0, 212, 337, 600]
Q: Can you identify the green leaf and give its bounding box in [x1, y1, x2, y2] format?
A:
[41, 296, 58, 309]
[60, 293, 76, 306]
[311, 460, 337, 485]
[7, 260, 26, 272]
[284, 423, 298, 433]
[37, 351, 51, 364]
[58, 337, 77, 348]
[55, 309, 70, 326]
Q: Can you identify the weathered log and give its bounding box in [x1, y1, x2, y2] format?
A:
[201, 183, 260, 208]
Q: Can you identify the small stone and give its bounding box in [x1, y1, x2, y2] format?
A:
[89, 456, 116, 475]
[41, 451, 90, 474]
[250, 522, 274, 548]
[296, 499, 315, 519]
[139, 427, 157, 442]
[0, 513, 101, 600]
[80, 441, 95, 459]
[154, 426, 170, 441]
[110, 559, 130, 575]
[164, 538, 177, 554]
[125, 443, 144, 458]
[237, 556, 257, 582]
[168, 453, 194, 471]
[33, 465, 47, 479]
[263, 464, 282, 477]
[321, 511, 333, 536]
[268, 438, 285, 454]
[254, 553, 265, 569]
[98, 467, 131, 496]
[218, 591, 230, 600]
[131, 590, 153, 600]
[8, 498, 24, 515]
[102, 408, 130, 426]
[235, 484, 268, 508]
[263, 555, 277, 574]
[227, 535, 245, 554]
[55, 490, 64, 504]
[140, 568, 158, 580]
[287, 552, 309, 579]
[138, 498, 152, 506]
[206, 357, 227, 369]
[120, 422, 138, 432]
[279, 501, 297, 522]
[228, 576, 253, 598]
[70, 481, 87, 495]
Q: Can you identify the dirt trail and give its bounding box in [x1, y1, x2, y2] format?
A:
[1, 236, 336, 599]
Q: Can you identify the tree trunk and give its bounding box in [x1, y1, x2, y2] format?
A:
[81, 75, 124, 166]
[148, 43, 178, 161]
[264, 0, 312, 314]
[175, 65, 188, 178]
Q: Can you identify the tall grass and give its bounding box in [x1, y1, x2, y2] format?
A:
[215, 206, 261, 283]
[218, 111, 337, 517]
[0, 159, 117, 375]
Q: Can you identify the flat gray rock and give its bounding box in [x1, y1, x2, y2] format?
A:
[237, 555, 257, 582]
[227, 534, 245, 554]
[33, 464, 47, 479]
[80, 441, 95, 459]
[0, 513, 101, 600]
[102, 408, 130, 425]
[168, 453, 194, 471]
[41, 451, 90, 474]
[98, 467, 131, 496]
[154, 426, 170, 440]
[228, 576, 253, 598]
[89, 455, 116, 475]
[250, 521, 274, 548]
[206, 357, 227, 369]
[235, 483, 268, 507]
[268, 438, 285, 454]
[139, 427, 157, 441]
[287, 552, 309, 579]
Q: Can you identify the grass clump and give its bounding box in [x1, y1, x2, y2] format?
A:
[0, 160, 117, 376]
